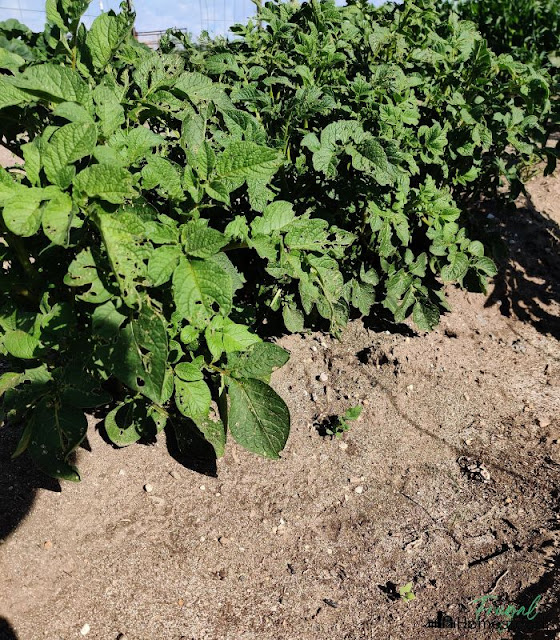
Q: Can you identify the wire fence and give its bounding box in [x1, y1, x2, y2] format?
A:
[0, 0, 258, 37]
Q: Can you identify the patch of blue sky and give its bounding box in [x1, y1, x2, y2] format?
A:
[0, 0, 387, 36]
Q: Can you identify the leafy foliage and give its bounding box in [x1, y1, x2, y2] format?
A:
[0, 0, 552, 480]
[440, 0, 559, 167]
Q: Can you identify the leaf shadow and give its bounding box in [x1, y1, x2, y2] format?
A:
[165, 418, 217, 478]
[0, 421, 60, 541]
[0, 618, 18, 640]
[483, 189, 560, 339]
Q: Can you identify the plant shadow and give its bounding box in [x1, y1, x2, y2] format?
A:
[483, 188, 560, 339]
[510, 552, 559, 638]
[165, 418, 218, 478]
[0, 422, 60, 542]
[0, 618, 18, 640]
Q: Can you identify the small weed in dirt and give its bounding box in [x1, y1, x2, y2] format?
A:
[316, 406, 362, 439]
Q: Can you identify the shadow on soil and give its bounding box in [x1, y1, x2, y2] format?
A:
[511, 488, 560, 639]
[0, 424, 60, 541]
[510, 553, 560, 639]
[485, 190, 560, 339]
[0, 618, 18, 640]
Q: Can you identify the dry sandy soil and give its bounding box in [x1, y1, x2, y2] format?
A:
[0, 148, 559, 640]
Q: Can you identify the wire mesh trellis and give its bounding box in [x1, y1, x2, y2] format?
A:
[0, 0, 116, 31]
[0, 0, 258, 38]
[199, 0, 256, 36]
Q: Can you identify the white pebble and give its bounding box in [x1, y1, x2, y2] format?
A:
[339, 442, 348, 451]
[143, 484, 153, 493]
[319, 372, 329, 382]
[199, 485, 206, 491]
[407, 384, 414, 392]
[80, 624, 90, 636]
[355, 486, 364, 494]
[169, 470, 181, 480]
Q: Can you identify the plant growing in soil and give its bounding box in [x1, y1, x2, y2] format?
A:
[325, 405, 363, 439]
[398, 582, 416, 602]
[0, 0, 552, 480]
[399, 582, 416, 602]
[439, 0, 559, 168]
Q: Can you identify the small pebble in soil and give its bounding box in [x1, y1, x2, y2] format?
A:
[538, 416, 551, 428]
[407, 384, 414, 392]
[339, 442, 348, 451]
[143, 484, 153, 493]
[200, 485, 206, 491]
[43, 540, 53, 550]
[80, 624, 90, 636]
[311, 345, 318, 352]
[319, 372, 329, 382]
[355, 486, 364, 494]
[311, 393, 318, 402]
[169, 470, 181, 480]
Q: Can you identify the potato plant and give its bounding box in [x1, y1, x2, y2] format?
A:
[440, 0, 559, 164]
[0, 0, 552, 480]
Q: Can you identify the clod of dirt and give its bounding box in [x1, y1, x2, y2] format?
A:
[457, 456, 491, 483]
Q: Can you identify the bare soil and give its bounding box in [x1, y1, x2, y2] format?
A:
[0, 160, 559, 640]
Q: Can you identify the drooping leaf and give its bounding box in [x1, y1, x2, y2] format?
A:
[226, 377, 290, 459]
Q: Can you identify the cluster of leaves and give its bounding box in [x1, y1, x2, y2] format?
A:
[0, 0, 552, 480]
[439, 0, 559, 69]
[439, 0, 559, 160]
